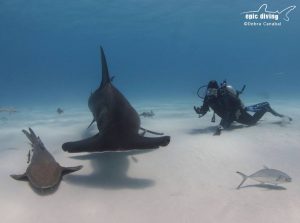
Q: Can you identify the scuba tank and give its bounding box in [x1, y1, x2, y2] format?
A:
[220, 80, 246, 98]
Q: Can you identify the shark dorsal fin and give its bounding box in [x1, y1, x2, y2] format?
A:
[100, 46, 111, 89]
[258, 4, 268, 12]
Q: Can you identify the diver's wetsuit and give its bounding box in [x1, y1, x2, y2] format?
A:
[198, 87, 268, 129]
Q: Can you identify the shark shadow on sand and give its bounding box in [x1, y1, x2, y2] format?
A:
[64, 150, 155, 189]
[188, 124, 247, 135]
[62, 47, 170, 153]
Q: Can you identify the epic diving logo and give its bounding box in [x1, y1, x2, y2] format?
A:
[241, 4, 296, 27]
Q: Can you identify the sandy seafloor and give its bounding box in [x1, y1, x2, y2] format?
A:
[0, 98, 299, 223]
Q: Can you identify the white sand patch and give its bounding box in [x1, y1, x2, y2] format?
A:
[0, 99, 299, 223]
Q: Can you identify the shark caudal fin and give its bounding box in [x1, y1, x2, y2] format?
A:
[280, 6, 296, 21]
[22, 128, 46, 150]
[100, 46, 111, 89]
[236, 171, 248, 189]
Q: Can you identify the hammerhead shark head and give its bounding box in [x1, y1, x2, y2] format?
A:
[62, 47, 170, 153]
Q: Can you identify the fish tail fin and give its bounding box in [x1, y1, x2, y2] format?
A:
[236, 171, 248, 189]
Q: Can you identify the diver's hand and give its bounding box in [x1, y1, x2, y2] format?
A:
[194, 106, 205, 118]
[194, 106, 201, 114]
[213, 126, 222, 136]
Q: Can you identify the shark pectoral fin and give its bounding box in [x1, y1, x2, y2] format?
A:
[10, 173, 28, 181]
[139, 129, 146, 136]
[87, 119, 96, 129]
[129, 135, 171, 149]
[140, 127, 164, 136]
[62, 165, 83, 176]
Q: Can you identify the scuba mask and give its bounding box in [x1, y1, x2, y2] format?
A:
[196, 85, 218, 99]
[206, 88, 218, 97]
[196, 85, 207, 99]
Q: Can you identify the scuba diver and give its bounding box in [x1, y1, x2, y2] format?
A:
[194, 80, 292, 135]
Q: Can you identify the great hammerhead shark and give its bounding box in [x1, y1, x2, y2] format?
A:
[62, 47, 170, 153]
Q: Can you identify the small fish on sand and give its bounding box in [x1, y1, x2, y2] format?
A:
[139, 110, 155, 118]
[57, 107, 64, 114]
[131, 156, 138, 163]
[0, 117, 8, 122]
[0, 107, 17, 114]
[236, 166, 292, 189]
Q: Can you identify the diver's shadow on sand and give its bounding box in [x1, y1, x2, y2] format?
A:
[64, 150, 155, 190]
[270, 121, 292, 127]
[239, 184, 286, 190]
[188, 125, 247, 135]
[188, 126, 217, 134]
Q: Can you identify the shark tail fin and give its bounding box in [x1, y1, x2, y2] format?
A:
[279, 6, 296, 21]
[22, 128, 46, 150]
[236, 171, 248, 189]
[100, 46, 111, 88]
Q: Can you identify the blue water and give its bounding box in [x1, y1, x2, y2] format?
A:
[0, 0, 299, 107]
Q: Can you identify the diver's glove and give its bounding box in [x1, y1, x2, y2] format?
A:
[194, 106, 205, 117]
[213, 125, 223, 136]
